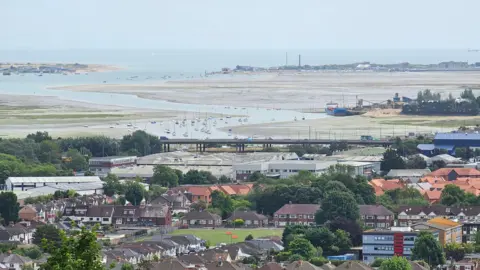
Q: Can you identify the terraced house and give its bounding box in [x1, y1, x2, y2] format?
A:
[273, 203, 320, 227]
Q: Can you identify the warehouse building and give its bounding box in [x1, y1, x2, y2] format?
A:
[88, 156, 137, 176]
[5, 176, 101, 191]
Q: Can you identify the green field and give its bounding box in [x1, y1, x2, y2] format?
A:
[170, 228, 283, 245]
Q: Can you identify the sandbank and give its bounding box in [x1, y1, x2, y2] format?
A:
[49, 71, 480, 111]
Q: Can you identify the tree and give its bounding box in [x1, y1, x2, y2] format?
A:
[315, 191, 359, 224]
[445, 243, 466, 262]
[381, 149, 406, 171]
[124, 181, 146, 206]
[27, 131, 52, 143]
[102, 174, 123, 197]
[371, 258, 387, 267]
[441, 184, 466, 206]
[120, 264, 134, 270]
[287, 238, 316, 260]
[431, 160, 447, 171]
[39, 225, 108, 270]
[33, 225, 61, 246]
[0, 192, 19, 225]
[37, 140, 62, 164]
[151, 165, 178, 187]
[327, 218, 363, 246]
[182, 169, 217, 185]
[411, 232, 445, 267]
[219, 175, 230, 183]
[148, 185, 167, 201]
[380, 256, 412, 270]
[245, 234, 254, 241]
[120, 130, 160, 156]
[136, 259, 153, 270]
[64, 148, 87, 171]
[406, 155, 427, 169]
[84, 170, 95, 176]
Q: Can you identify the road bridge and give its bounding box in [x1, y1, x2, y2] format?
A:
[160, 138, 392, 152]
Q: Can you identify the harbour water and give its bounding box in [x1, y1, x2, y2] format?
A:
[1, 49, 479, 138]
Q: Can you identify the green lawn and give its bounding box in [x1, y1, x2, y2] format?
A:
[170, 228, 284, 245]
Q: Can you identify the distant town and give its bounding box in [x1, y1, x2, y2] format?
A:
[1, 62, 98, 75]
[218, 60, 480, 73]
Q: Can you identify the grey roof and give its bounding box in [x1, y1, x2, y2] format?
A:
[7, 176, 101, 184]
[334, 261, 372, 270]
[285, 261, 322, 270]
[181, 211, 221, 221]
[89, 156, 137, 162]
[245, 239, 284, 251]
[435, 132, 480, 141]
[226, 210, 268, 221]
[358, 205, 394, 216]
[397, 205, 480, 216]
[1, 254, 32, 264]
[386, 169, 431, 177]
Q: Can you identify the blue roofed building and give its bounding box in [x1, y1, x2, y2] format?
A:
[416, 132, 480, 157]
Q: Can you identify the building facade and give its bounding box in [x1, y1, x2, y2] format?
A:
[410, 217, 462, 245]
[273, 203, 320, 227]
[88, 156, 137, 177]
[359, 205, 394, 229]
[4, 176, 101, 191]
[362, 227, 439, 264]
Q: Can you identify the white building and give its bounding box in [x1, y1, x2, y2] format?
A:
[338, 161, 376, 178]
[89, 156, 137, 177]
[15, 182, 104, 199]
[4, 176, 101, 191]
[337, 156, 382, 173]
[233, 160, 338, 180]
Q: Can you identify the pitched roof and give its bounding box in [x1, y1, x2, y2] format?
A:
[429, 168, 480, 177]
[187, 186, 211, 197]
[397, 205, 480, 216]
[259, 262, 283, 270]
[226, 210, 268, 221]
[381, 181, 404, 191]
[285, 261, 322, 270]
[274, 204, 320, 215]
[424, 190, 442, 201]
[359, 205, 393, 216]
[335, 261, 372, 270]
[181, 211, 221, 220]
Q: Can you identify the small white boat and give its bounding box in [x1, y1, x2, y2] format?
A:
[109, 126, 114, 128]
[83, 125, 89, 128]
[183, 133, 188, 137]
[226, 116, 231, 119]
[172, 132, 176, 136]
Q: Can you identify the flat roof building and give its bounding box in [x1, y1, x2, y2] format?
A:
[88, 156, 137, 177]
[5, 176, 101, 191]
[363, 227, 439, 264]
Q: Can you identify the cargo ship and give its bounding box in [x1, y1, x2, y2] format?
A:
[325, 103, 348, 116]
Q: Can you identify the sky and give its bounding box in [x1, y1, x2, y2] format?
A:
[2, 0, 479, 50]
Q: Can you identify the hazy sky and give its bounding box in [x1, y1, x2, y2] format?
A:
[2, 0, 478, 50]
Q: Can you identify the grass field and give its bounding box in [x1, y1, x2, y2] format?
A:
[170, 228, 283, 245]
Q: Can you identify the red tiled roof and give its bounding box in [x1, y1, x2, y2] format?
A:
[372, 185, 384, 196]
[187, 186, 211, 196]
[274, 203, 320, 215]
[424, 190, 442, 201]
[219, 185, 236, 195]
[381, 181, 404, 191]
[429, 168, 480, 177]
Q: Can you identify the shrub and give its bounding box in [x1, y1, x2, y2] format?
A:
[233, 219, 244, 226]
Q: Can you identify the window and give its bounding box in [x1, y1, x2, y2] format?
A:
[289, 214, 297, 218]
[308, 214, 314, 219]
[404, 236, 415, 241]
[103, 218, 109, 222]
[274, 214, 278, 218]
[279, 215, 286, 218]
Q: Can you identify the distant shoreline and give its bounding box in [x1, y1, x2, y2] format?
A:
[0, 62, 123, 74]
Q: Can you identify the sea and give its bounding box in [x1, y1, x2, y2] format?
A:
[0, 49, 479, 138]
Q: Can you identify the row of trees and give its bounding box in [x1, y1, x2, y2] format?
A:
[151, 165, 230, 187]
[0, 130, 168, 185]
[404, 89, 479, 116]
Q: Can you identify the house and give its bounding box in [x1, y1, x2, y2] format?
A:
[386, 169, 431, 183]
[0, 253, 33, 270]
[410, 217, 462, 245]
[397, 205, 480, 226]
[0, 224, 34, 245]
[428, 168, 480, 181]
[273, 203, 320, 227]
[226, 210, 268, 227]
[359, 205, 394, 229]
[154, 191, 191, 214]
[335, 261, 372, 270]
[424, 190, 442, 204]
[180, 211, 222, 228]
[362, 227, 440, 264]
[285, 261, 324, 270]
[63, 204, 171, 227]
